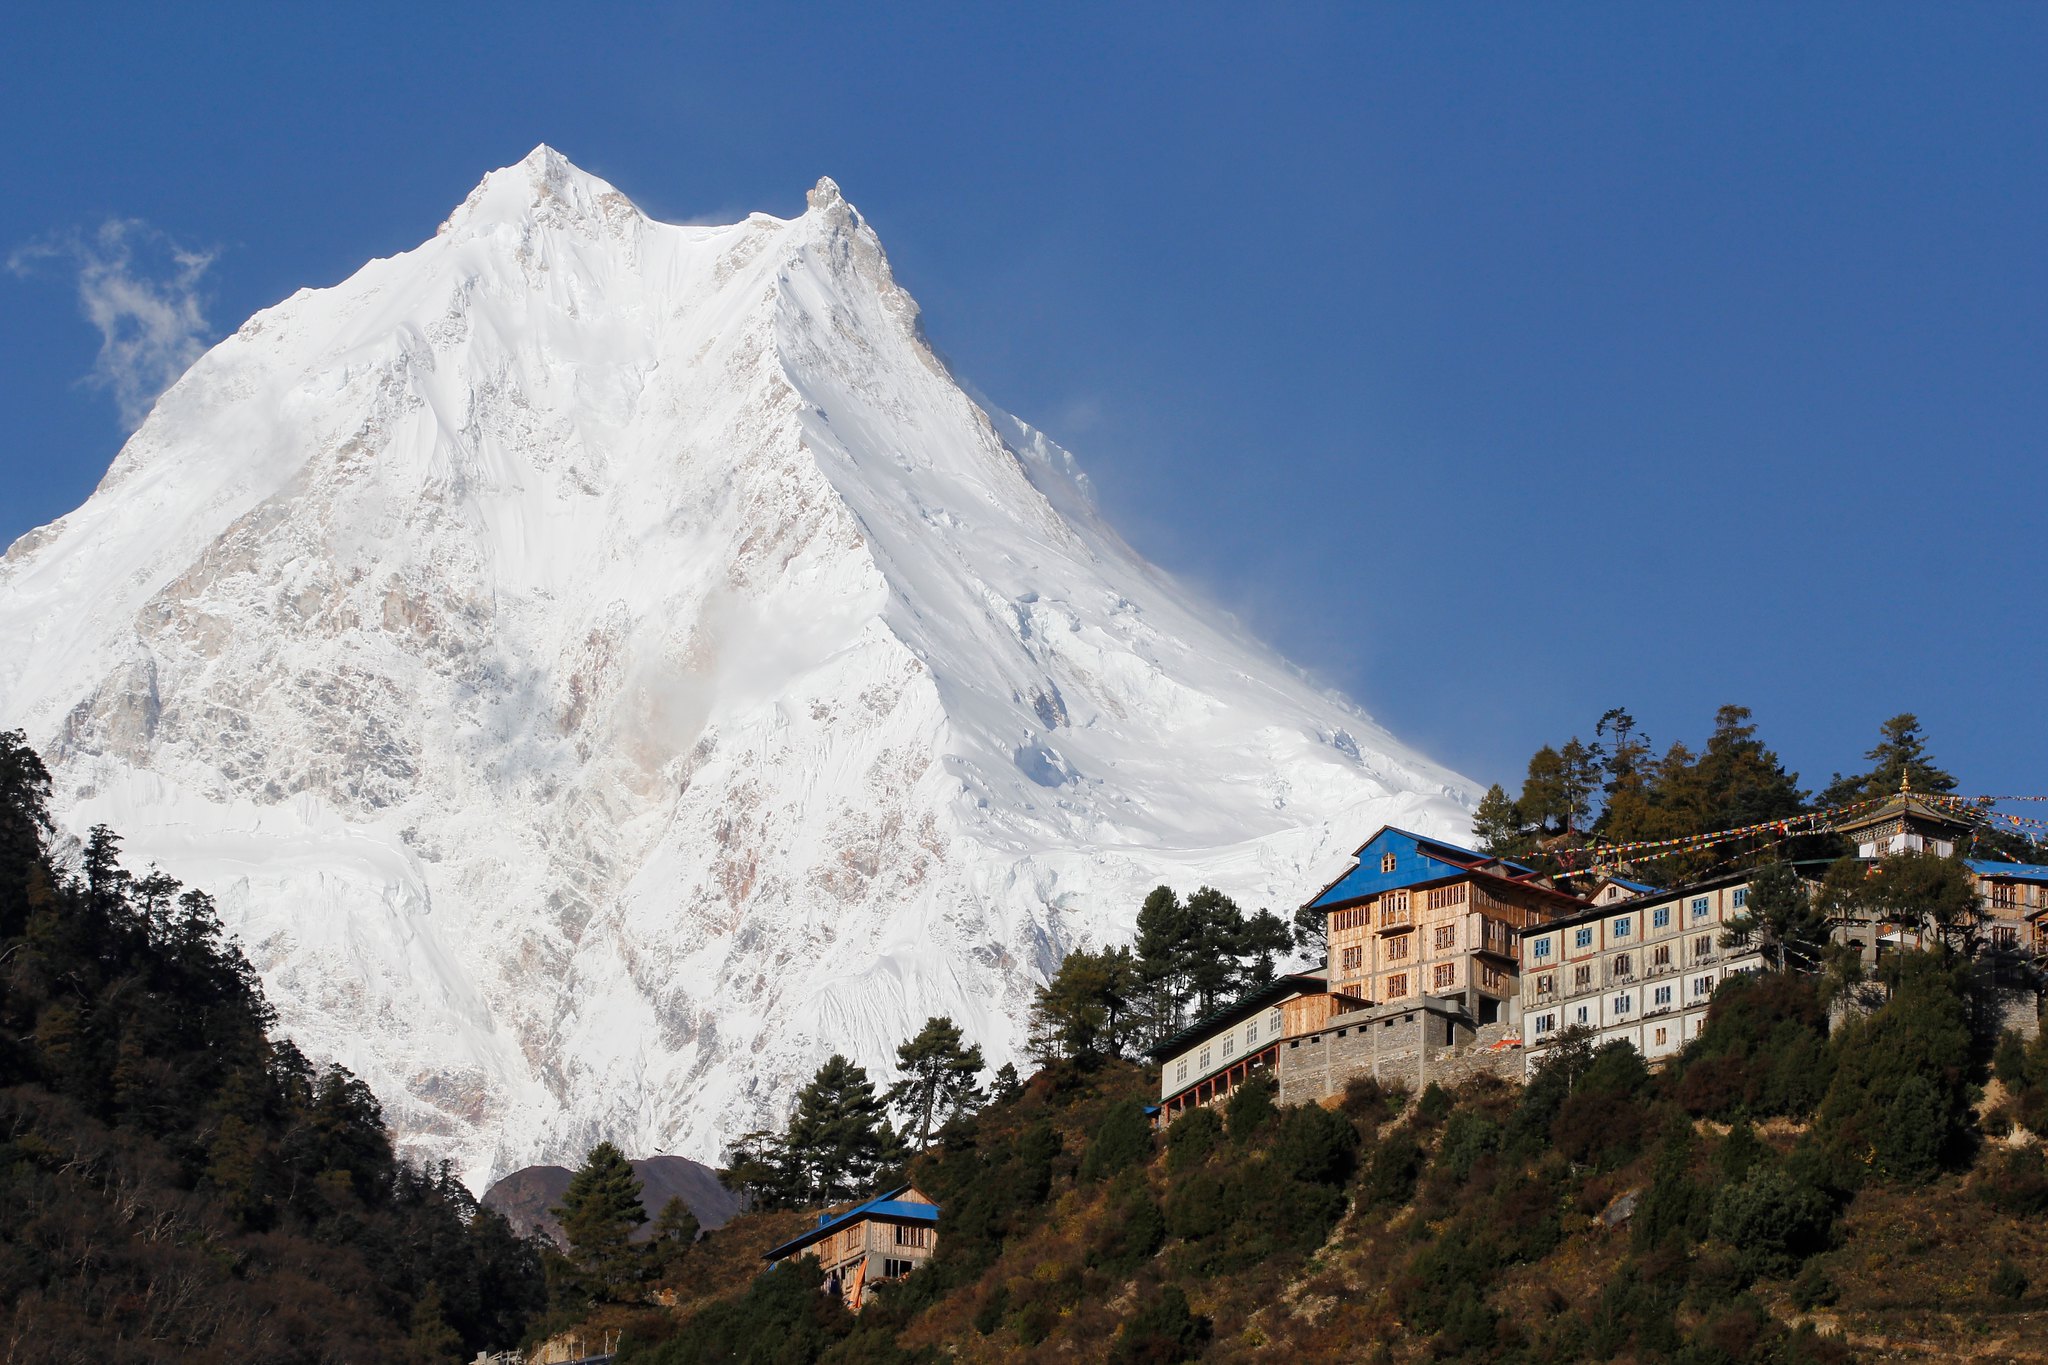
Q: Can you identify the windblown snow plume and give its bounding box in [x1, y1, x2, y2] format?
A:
[0, 148, 1473, 1187]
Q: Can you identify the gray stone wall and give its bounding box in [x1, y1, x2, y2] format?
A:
[1276, 998, 1521, 1104]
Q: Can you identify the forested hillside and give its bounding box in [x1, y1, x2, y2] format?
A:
[568, 967, 2048, 1363]
[0, 732, 547, 1362]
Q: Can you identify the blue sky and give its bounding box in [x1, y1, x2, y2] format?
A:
[4, 3, 2044, 802]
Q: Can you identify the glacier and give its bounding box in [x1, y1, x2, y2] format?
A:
[0, 147, 1474, 1188]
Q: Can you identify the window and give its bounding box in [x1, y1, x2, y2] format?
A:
[1691, 897, 1710, 919]
[1535, 971, 1556, 995]
[1222, 1031, 1235, 1056]
[1340, 945, 1363, 972]
[1268, 1008, 1283, 1034]
[1654, 1027, 1668, 1046]
[1533, 1013, 1556, 1035]
[1574, 965, 1593, 989]
[1993, 925, 2019, 950]
[1434, 924, 1456, 950]
[1427, 884, 1467, 910]
[1387, 935, 1410, 961]
[1331, 905, 1368, 932]
[1246, 1019, 1259, 1045]
[1383, 889, 1410, 914]
[1481, 964, 1504, 990]
[1693, 934, 1711, 957]
[1613, 917, 1633, 938]
[1575, 927, 1594, 949]
[1652, 945, 1671, 968]
[1653, 907, 1670, 929]
[1692, 975, 1713, 997]
[1613, 953, 1632, 976]
[1574, 1005, 1590, 1024]
[1533, 938, 1553, 960]
[1381, 852, 1398, 873]
[1433, 963, 1455, 989]
[1199, 1047, 1210, 1069]
[1654, 985, 1673, 1007]
[1732, 887, 1749, 909]
[1615, 993, 1632, 1015]
[894, 1224, 931, 1248]
[883, 1257, 914, 1278]
[1175, 1059, 1187, 1083]
[1387, 973, 1408, 998]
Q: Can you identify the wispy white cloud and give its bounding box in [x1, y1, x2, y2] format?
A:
[9, 219, 218, 430]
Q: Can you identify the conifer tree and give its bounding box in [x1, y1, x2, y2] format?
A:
[1471, 783, 1525, 856]
[1722, 860, 1830, 971]
[649, 1195, 700, 1276]
[554, 1141, 648, 1298]
[886, 1016, 986, 1150]
[990, 1061, 1024, 1103]
[1819, 713, 1959, 806]
[1026, 946, 1140, 1065]
[787, 1054, 904, 1202]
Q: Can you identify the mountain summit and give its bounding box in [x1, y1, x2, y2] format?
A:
[0, 151, 1472, 1186]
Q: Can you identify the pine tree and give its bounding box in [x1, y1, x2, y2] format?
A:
[554, 1141, 648, 1298]
[648, 1195, 700, 1276]
[1132, 885, 1195, 1038]
[1026, 945, 1140, 1065]
[1722, 861, 1830, 971]
[787, 1055, 904, 1202]
[990, 1061, 1024, 1103]
[1820, 713, 1959, 806]
[1471, 783, 1525, 856]
[886, 1016, 986, 1150]
[1519, 746, 1570, 836]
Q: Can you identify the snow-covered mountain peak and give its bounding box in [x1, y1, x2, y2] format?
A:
[439, 143, 642, 240]
[0, 152, 1474, 1188]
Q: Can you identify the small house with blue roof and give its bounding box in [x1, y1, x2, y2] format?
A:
[763, 1185, 939, 1308]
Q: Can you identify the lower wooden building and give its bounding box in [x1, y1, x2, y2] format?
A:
[762, 1186, 939, 1308]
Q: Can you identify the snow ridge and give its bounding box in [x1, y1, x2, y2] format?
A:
[0, 147, 1473, 1187]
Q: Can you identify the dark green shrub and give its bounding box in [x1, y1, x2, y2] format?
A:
[1417, 1081, 1453, 1125]
[1165, 1106, 1222, 1173]
[1553, 1042, 1651, 1169]
[1435, 1108, 1503, 1185]
[1790, 1260, 1838, 1311]
[1225, 1073, 1277, 1141]
[1973, 1144, 2048, 1216]
[1087, 1182, 1165, 1278]
[1271, 1101, 1361, 1186]
[1362, 1129, 1424, 1207]
[1080, 1101, 1152, 1182]
[1340, 1073, 1401, 1124]
[1814, 951, 1973, 1186]
[1990, 1259, 2028, 1303]
[1709, 1166, 1834, 1280]
[1671, 970, 1833, 1120]
[1109, 1284, 1209, 1363]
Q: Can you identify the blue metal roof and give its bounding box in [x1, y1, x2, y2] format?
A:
[762, 1186, 940, 1262]
[1607, 877, 1663, 894]
[1969, 860, 2048, 883]
[1306, 825, 1537, 910]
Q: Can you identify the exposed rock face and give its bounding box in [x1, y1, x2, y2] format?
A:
[0, 146, 1473, 1188]
[482, 1155, 741, 1246]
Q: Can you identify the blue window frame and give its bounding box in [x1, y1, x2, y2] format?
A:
[1653, 907, 1670, 929]
[1733, 887, 1749, 909]
[1614, 917, 1633, 938]
[1533, 938, 1552, 959]
[1574, 927, 1594, 949]
[1691, 897, 1710, 918]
